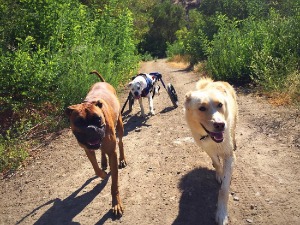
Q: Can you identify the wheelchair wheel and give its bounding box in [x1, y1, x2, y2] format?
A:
[167, 83, 178, 108]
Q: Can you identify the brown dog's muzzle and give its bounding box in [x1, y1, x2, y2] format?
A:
[74, 124, 106, 149]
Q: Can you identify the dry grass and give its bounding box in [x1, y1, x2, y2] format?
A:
[167, 55, 190, 69]
[167, 55, 210, 76]
[266, 71, 299, 106]
[267, 92, 293, 106]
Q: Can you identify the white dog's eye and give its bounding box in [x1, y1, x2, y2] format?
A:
[137, 87, 140, 90]
[217, 103, 223, 108]
[199, 106, 206, 111]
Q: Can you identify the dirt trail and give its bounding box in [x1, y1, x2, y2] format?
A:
[1, 59, 299, 225]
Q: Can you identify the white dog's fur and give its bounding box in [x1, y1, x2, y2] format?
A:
[184, 77, 238, 225]
[128, 74, 158, 116]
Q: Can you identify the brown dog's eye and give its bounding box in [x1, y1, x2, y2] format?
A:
[199, 106, 206, 111]
[92, 116, 101, 125]
[217, 103, 223, 108]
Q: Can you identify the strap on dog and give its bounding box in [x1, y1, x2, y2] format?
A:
[141, 76, 153, 97]
[134, 73, 153, 97]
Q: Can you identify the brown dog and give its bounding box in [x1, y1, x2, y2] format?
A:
[65, 70, 127, 216]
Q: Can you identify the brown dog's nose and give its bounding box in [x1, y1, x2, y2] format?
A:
[213, 122, 225, 131]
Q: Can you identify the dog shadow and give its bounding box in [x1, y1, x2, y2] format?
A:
[122, 113, 151, 136]
[172, 168, 219, 225]
[160, 106, 176, 114]
[17, 175, 115, 225]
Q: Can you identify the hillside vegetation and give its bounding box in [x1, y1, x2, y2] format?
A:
[167, 0, 299, 99]
[0, 0, 299, 174]
[0, 0, 139, 173]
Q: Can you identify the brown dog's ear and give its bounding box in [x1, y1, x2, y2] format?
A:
[94, 100, 103, 108]
[65, 106, 76, 117]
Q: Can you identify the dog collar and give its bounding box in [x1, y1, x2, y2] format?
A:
[199, 123, 210, 141]
[200, 135, 209, 141]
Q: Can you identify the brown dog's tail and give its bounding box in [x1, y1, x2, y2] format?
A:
[90, 70, 106, 82]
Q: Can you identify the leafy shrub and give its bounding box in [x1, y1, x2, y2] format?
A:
[167, 10, 212, 66]
[168, 0, 299, 91]
[206, 9, 299, 88]
[0, 0, 139, 174]
[0, 136, 28, 175]
[249, 10, 300, 90]
[206, 15, 253, 83]
[138, 0, 185, 58]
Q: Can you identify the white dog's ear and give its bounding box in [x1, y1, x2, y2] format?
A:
[184, 91, 192, 109]
[128, 82, 133, 88]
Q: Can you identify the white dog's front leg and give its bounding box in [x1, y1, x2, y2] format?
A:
[138, 98, 145, 117]
[216, 154, 235, 225]
[148, 95, 155, 115]
[211, 155, 223, 183]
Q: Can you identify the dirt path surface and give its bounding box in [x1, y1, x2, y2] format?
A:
[1, 59, 299, 225]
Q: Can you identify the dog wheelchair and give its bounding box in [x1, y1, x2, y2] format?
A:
[121, 72, 178, 114]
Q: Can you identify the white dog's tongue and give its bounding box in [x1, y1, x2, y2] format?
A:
[210, 132, 224, 141]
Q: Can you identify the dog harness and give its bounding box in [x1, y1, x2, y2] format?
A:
[137, 73, 153, 97]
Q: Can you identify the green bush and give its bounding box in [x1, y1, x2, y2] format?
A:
[206, 9, 299, 88]
[167, 0, 299, 90]
[0, 0, 139, 174]
[0, 0, 138, 114]
[0, 137, 28, 174]
[166, 10, 212, 66]
[249, 10, 300, 90]
[206, 15, 253, 83]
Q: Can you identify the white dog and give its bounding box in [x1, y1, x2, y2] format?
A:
[184, 77, 238, 225]
[128, 73, 159, 116]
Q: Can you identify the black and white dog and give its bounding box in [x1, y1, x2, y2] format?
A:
[128, 73, 159, 117]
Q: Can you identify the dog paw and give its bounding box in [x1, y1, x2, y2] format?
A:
[216, 206, 228, 225]
[112, 201, 124, 216]
[216, 173, 223, 184]
[119, 159, 127, 169]
[150, 111, 155, 116]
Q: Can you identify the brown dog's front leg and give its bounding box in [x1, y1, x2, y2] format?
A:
[101, 151, 108, 170]
[84, 149, 107, 179]
[116, 115, 127, 169]
[109, 150, 123, 216]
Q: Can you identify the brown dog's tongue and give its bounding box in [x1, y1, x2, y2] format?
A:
[88, 139, 100, 145]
